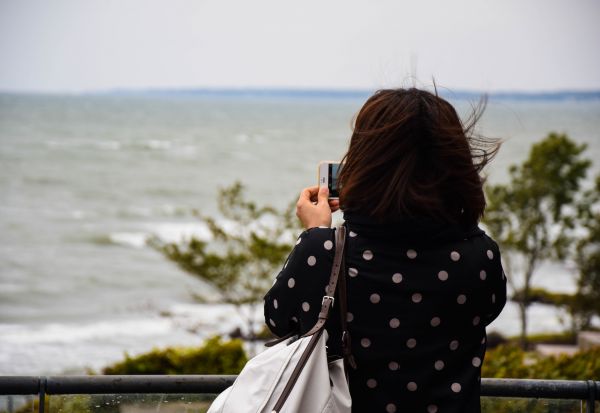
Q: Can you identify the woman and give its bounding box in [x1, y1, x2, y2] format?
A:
[264, 88, 506, 413]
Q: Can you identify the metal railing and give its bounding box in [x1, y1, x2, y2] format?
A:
[1, 376, 598, 413]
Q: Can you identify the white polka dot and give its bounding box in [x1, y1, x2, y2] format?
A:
[296, 237, 302, 245]
[348, 267, 358, 277]
[269, 318, 276, 327]
[367, 378, 377, 388]
[473, 316, 481, 326]
[438, 270, 448, 281]
[363, 250, 373, 260]
[349, 231, 357, 237]
[347, 312, 354, 322]
[406, 338, 417, 348]
[451, 382, 462, 393]
[481, 336, 486, 344]
[457, 294, 467, 304]
[386, 403, 397, 413]
[450, 251, 461, 261]
[449, 340, 459, 350]
[287, 278, 295, 288]
[323, 240, 333, 250]
[428, 405, 438, 413]
[434, 360, 444, 370]
[307, 256, 317, 266]
[389, 318, 400, 328]
[302, 302, 310, 312]
[472, 357, 482, 367]
[392, 273, 403, 283]
[407, 381, 418, 391]
[412, 293, 422, 303]
[291, 316, 298, 323]
[407, 249, 417, 259]
[487, 249, 494, 260]
[430, 317, 441, 327]
[360, 338, 371, 348]
[273, 299, 278, 309]
[388, 361, 399, 371]
[480, 270, 487, 280]
[370, 293, 381, 304]
[492, 294, 496, 303]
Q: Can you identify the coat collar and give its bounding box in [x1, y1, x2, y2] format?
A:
[343, 210, 484, 245]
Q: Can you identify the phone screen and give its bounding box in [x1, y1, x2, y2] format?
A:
[329, 163, 341, 198]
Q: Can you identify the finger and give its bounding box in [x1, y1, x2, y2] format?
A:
[299, 186, 319, 202]
[317, 186, 329, 203]
[329, 199, 340, 212]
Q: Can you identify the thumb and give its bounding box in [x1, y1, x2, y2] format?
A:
[318, 186, 329, 203]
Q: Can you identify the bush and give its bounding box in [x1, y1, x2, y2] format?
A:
[483, 344, 600, 380]
[102, 336, 248, 375]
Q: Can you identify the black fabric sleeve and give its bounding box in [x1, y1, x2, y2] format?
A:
[263, 227, 336, 338]
[481, 236, 507, 326]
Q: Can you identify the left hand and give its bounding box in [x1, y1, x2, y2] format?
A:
[296, 186, 340, 229]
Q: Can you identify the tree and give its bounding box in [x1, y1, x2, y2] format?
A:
[484, 133, 591, 349]
[572, 175, 600, 330]
[150, 182, 299, 340]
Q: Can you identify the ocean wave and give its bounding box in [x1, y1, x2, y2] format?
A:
[44, 138, 195, 153]
[0, 318, 204, 375]
[0, 304, 253, 375]
[0, 318, 174, 345]
[109, 232, 150, 248]
[115, 204, 191, 218]
[45, 139, 122, 150]
[90, 221, 213, 249]
[89, 232, 148, 248]
[145, 221, 213, 244]
[136, 139, 172, 150]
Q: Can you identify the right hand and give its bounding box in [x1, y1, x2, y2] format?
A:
[296, 186, 339, 229]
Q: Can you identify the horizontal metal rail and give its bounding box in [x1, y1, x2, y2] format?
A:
[1, 376, 598, 412]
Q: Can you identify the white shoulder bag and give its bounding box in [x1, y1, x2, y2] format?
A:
[208, 226, 354, 413]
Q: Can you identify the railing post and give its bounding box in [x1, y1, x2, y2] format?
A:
[38, 377, 46, 413]
[587, 380, 596, 413]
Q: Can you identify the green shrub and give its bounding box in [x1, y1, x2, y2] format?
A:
[483, 344, 600, 380]
[102, 336, 248, 375]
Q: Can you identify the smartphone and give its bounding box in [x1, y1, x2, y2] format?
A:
[318, 161, 341, 199]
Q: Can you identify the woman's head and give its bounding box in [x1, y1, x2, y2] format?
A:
[338, 88, 499, 225]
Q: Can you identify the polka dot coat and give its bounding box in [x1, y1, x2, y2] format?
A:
[264, 214, 506, 413]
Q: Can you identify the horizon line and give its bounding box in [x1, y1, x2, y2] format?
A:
[1, 87, 600, 101]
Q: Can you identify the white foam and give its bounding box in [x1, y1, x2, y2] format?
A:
[0, 304, 261, 375]
[94, 140, 121, 150]
[147, 221, 212, 243]
[0, 318, 204, 375]
[0, 318, 173, 345]
[143, 139, 172, 150]
[109, 232, 149, 248]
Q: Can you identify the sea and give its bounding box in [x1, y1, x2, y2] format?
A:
[1, 90, 599, 375]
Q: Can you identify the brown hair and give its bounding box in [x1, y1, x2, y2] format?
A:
[338, 88, 499, 225]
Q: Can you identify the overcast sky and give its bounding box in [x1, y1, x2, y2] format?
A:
[0, 0, 599, 93]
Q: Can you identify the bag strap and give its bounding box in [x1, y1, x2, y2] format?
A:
[337, 241, 357, 370]
[271, 226, 347, 413]
[301, 225, 346, 338]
